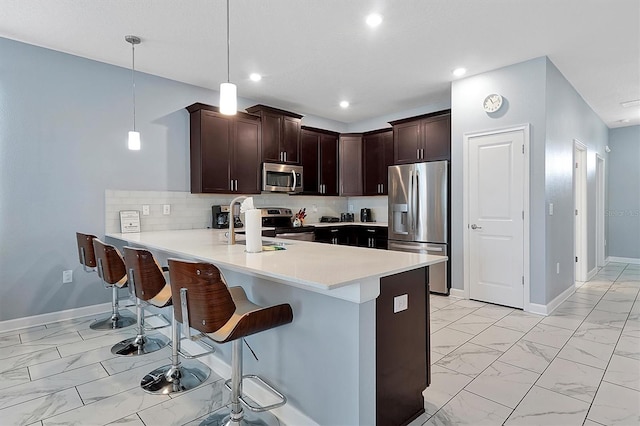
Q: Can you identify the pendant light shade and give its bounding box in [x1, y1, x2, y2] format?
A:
[219, 0, 237, 115]
[128, 131, 141, 150]
[220, 82, 237, 115]
[125, 35, 141, 150]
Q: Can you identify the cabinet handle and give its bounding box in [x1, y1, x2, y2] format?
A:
[417, 149, 420, 159]
[230, 180, 234, 192]
[284, 152, 287, 162]
[235, 180, 238, 191]
[421, 148, 424, 159]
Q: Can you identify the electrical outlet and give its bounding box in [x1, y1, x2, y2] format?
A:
[556, 262, 560, 274]
[393, 294, 408, 313]
[163, 204, 171, 215]
[312, 204, 318, 213]
[348, 204, 354, 213]
[142, 205, 150, 215]
[549, 203, 554, 215]
[62, 270, 73, 283]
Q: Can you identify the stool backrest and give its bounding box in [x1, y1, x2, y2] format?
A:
[167, 258, 236, 333]
[76, 232, 97, 268]
[123, 247, 167, 301]
[92, 238, 126, 284]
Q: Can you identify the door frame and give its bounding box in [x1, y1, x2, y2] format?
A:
[596, 154, 606, 267]
[463, 124, 531, 311]
[574, 140, 588, 282]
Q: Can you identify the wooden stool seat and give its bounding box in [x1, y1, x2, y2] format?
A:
[90, 238, 136, 330]
[167, 259, 293, 426]
[110, 247, 172, 356]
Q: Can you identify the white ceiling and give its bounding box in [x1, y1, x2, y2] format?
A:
[1, 0, 639, 127]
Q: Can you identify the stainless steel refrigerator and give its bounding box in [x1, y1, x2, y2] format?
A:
[388, 161, 449, 294]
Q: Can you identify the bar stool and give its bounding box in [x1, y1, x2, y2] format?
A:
[76, 232, 97, 272]
[166, 258, 293, 426]
[110, 247, 171, 356]
[91, 238, 136, 330]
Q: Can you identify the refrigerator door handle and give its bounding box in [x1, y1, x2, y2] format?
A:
[408, 170, 414, 234]
[413, 171, 419, 233]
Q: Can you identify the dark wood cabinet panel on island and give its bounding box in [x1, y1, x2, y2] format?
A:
[186, 103, 261, 194]
[245, 104, 303, 164]
[390, 111, 451, 164]
[339, 134, 363, 196]
[300, 127, 339, 195]
[363, 128, 393, 195]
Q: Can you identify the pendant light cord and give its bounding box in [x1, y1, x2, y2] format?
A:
[131, 41, 136, 132]
[226, 0, 230, 84]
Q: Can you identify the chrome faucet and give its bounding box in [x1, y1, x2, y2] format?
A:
[228, 195, 247, 245]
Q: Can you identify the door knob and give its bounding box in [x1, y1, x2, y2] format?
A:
[471, 224, 482, 230]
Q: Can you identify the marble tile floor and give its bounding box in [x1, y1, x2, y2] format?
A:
[416, 262, 640, 426]
[0, 262, 638, 425]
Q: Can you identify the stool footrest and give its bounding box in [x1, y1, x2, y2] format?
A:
[174, 334, 216, 359]
[224, 374, 287, 412]
[142, 313, 171, 331]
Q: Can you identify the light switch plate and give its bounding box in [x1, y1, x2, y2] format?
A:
[62, 270, 73, 283]
[142, 205, 150, 215]
[393, 294, 408, 313]
[163, 204, 171, 215]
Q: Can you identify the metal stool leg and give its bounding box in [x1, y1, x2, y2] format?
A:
[111, 297, 169, 356]
[200, 340, 280, 426]
[90, 285, 136, 330]
[140, 310, 209, 394]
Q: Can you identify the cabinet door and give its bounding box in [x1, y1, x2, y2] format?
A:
[393, 120, 421, 164]
[232, 117, 261, 194]
[423, 114, 451, 161]
[261, 112, 282, 163]
[319, 133, 338, 195]
[381, 130, 394, 194]
[300, 130, 320, 193]
[363, 133, 384, 195]
[282, 116, 301, 164]
[200, 111, 231, 193]
[339, 135, 363, 196]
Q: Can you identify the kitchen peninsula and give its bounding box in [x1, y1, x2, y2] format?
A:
[106, 228, 447, 426]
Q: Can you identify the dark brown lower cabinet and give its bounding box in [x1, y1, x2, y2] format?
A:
[377, 267, 430, 426]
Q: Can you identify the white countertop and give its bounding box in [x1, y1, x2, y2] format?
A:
[106, 228, 445, 303]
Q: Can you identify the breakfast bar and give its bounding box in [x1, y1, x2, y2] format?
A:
[106, 228, 447, 426]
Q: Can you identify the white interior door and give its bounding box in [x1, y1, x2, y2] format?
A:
[468, 129, 525, 308]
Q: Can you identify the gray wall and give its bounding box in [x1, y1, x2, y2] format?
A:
[0, 37, 344, 322]
[451, 57, 608, 306]
[607, 126, 640, 259]
[544, 60, 609, 299]
[451, 57, 548, 304]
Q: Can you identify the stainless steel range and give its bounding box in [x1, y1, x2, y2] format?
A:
[258, 208, 315, 241]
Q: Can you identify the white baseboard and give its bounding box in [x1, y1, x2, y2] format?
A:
[527, 284, 575, 316]
[587, 267, 598, 280]
[608, 256, 640, 265]
[0, 303, 112, 333]
[449, 288, 466, 299]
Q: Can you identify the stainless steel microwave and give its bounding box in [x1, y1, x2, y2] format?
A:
[262, 163, 303, 193]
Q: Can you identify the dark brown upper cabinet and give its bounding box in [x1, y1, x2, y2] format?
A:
[187, 103, 261, 194]
[339, 134, 363, 196]
[363, 128, 393, 195]
[300, 127, 339, 196]
[390, 111, 451, 164]
[245, 104, 303, 164]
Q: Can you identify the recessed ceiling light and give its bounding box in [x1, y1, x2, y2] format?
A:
[340, 101, 350, 108]
[620, 99, 640, 108]
[249, 73, 262, 82]
[452, 67, 467, 77]
[365, 13, 383, 27]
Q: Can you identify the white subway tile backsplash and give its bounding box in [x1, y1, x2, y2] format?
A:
[104, 190, 386, 233]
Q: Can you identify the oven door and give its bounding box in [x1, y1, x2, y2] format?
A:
[262, 163, 303, 193]
[277, 231, 315, 242]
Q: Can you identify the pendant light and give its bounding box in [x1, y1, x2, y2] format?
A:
[219, 0, 237, 115]
[126, 35, 141, 150]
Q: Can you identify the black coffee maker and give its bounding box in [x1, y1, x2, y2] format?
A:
[212, 205, 243, 229]
[360, 208, 373, 222]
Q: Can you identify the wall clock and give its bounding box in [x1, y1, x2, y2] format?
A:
[483, 93, 503, 113]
